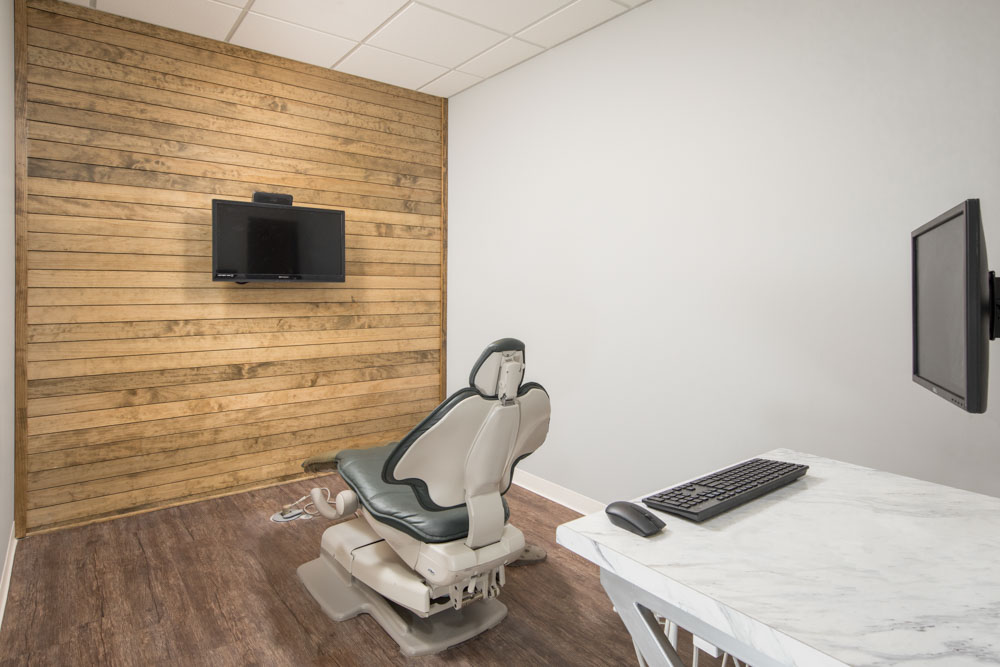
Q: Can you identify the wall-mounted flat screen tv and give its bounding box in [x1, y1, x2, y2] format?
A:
[212, 199, 346, 283]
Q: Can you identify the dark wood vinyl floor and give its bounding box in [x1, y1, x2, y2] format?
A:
[0, 477, 721, 666]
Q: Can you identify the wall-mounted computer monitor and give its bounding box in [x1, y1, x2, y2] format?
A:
[911, 199, 998, 413]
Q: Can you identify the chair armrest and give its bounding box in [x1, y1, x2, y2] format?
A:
[302, 449, 343, 473]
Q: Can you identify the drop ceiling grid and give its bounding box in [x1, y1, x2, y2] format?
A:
[81, 0, 647, 98]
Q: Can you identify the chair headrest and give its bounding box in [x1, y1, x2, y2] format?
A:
[469, 338, 525, 400]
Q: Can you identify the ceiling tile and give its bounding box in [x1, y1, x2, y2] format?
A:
[419, 71, 481, 98]
[97, 0, 243, 41]
[612, 0, 649, 6]
[248, 0, 408, 42]
[335, 45, 448, 90]
[367, 4, 504, 69]
[416, 0, 570, 35]
[458, 38, 543, 79]
[231, 13, 357, 68]
[517, 0, 626, 48]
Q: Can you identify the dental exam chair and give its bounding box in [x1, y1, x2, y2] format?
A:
[298, 338, 551, 656]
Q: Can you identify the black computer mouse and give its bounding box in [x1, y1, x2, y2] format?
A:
[605, 501, 666, 537]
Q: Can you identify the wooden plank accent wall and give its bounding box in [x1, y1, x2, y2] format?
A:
[14, 0, 448, 536]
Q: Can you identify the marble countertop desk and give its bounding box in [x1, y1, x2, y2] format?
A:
[556, 449, 1000, 667]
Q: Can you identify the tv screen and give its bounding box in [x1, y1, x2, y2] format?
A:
[911, 199, 990, 412]
[212, 199, 345, 283]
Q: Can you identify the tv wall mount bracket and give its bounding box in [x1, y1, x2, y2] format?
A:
[991, 271, 999, 341]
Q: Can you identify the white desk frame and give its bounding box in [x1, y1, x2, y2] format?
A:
[557, 449, 1000, 667]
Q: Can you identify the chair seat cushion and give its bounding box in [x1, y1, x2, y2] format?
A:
[336, 444, 508, 544]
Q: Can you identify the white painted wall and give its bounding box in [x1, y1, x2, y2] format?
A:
[447, 0, 1000, 503]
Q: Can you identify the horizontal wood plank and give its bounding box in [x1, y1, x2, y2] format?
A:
[27, 350, 438, 398]
[28, 395, 437, 473]
[27, 136, 440, 204]
[21, 2, 446, 533]
[27, 337, 441, 380]
[27, 270, 440, 290]
[27, 385, 439, 455]
[28, 212, 442, 241]
[27, 411, 426, 505]
[28, 372, 438, 435]
[27, 252, 441, 278]
[27, 1, 441, 117]
[29, 360, 439, 416]
[26, 21, 440, 142]
[28, 300, 442, 325]
[28, 156, 442, 216]
[28, 288, 442, 308]
[28, 313, 441, 343]
[25, 427, 412, 529]
[28, 101, 441, 185]
[27, 231, 440, 255]
[26, 40, 441, 152]
[27, 325, 441, 361]
[30, 121, 440, 195]
[29, 193, 209, 224]
[27, 182, 441, 228]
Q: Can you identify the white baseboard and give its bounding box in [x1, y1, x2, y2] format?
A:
[512, 469, 604, 516]
[0, 522, 15, 631]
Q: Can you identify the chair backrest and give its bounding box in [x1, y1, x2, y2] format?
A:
[382, 338, 551, 548]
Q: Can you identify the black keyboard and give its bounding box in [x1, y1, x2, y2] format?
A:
[642, 458, 808, 522]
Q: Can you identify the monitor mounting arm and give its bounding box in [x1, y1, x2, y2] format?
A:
[992, 271, 1000, 341]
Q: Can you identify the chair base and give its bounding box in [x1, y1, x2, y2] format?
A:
[298, 552, 508, 657]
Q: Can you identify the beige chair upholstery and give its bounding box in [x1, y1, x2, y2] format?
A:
[298, 338, 550, 656]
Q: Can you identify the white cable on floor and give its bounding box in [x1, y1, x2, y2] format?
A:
[270, 488, 331, 522]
